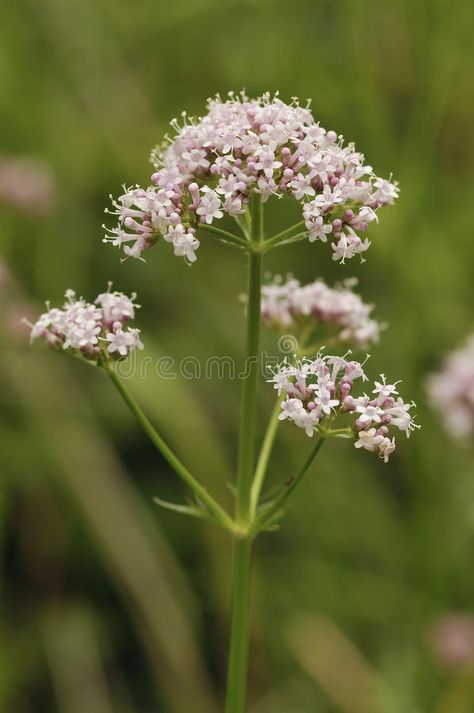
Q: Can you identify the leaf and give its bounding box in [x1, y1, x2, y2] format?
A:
[225, 481, 237, 498]
[153, 496, 206, 519]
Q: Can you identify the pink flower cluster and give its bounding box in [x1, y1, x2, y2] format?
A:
[27, 286, 143, 361]
[105, 92, 398, 263]
[261, 276, 381, 348]
[428, 614, 474, 670]
[270, 354, 418, 462]
[427, 335, 474, 438]
[0, 155, 56, 215]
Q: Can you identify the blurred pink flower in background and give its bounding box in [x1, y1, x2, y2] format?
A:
[0, 155, 56, 214]
[428, 613, 474, 671]
[427, 336, 474, 439]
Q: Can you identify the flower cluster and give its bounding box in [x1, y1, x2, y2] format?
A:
[270, 354, 418, 462]
[27, 286, 143, 361]
[105, 91, 398, 263]
[261, 275, 381, 348]
[427, 335, 474, 438]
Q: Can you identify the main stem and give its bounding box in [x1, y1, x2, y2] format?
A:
[235, 250, 263, 524]
[225, 199, 263, 713]
[225, 537, 253, 713]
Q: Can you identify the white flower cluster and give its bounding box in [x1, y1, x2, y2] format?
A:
[261, 275, 381, 348]
[27, 286, 143, 361]
[427, 335, 474, 438]
[105, 91, 398, 264]
[270, 354, 418, 462]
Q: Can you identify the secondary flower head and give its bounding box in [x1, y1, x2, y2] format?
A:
[427, 334, 474, 438]
[26, 286, 143, 363]
[270, 353, 418, 462]
[261, 275, 382, 349]
[105, 91, 398, 264]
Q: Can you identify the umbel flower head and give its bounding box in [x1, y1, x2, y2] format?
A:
[26, 285, 143, 363]
[105, 91, 399, 264]
[427, 334, 474, 438]
[270, 353, 418, 462]
[261, 275, 382, 349]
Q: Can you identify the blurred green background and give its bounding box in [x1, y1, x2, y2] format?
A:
[1, 0, 474, 711]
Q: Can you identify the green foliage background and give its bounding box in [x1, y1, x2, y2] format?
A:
[1, 0, 473, 711]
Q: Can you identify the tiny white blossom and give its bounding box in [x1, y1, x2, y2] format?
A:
[105, 324, 144, 357]
[289, 173, 315, 200]
[307, 216, 332, 243]
[196, 187, 223, 224]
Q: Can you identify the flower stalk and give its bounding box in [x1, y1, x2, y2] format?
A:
[249, 396, 282, 519]
[253, 436, 325, 533]
[106, 366, 236, 533]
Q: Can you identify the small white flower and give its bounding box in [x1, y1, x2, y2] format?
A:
[378, 436, 396, 463]
[373, 178, 399, 204]
[96, 287, 139, 326]
[354, 428, 381, 452]
[307, 216, 332, 243]
[279, 397, 305, 421]
[172, 232, 200, 263]
[289, 173, 315, 200]
[254, 147, 282, 178]
[384, 397, 418, 437]
[354, 399, 384, 426]
[196, 187, 223, 224]
[181, 148, 210, 172]
[105, 324, 144, 357]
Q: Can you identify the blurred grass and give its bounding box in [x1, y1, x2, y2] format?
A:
[1, 0, 474, 711]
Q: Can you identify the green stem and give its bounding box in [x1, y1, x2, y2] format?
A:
[250, 397, 281, 518]
[254, 436, 325, 532]
[235, 248, 263, 524]
[106, 367, 235, 532]
[264, 232, 307, 252]
[262, 220, 306, 251]
[198, 224, 249, 249]
[225, 538, 253, 713]
[233, 214, 251, 241]
[225, 196, 263, 713]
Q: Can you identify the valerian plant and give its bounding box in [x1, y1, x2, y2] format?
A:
[27, 92, 419, 713]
